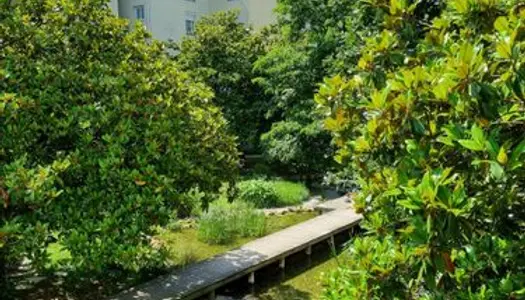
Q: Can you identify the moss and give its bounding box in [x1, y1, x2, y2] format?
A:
[257, 253, 345, 299]
[266, 211, 317, 233]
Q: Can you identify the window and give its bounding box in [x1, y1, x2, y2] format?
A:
[185, 19, 195, 35]
[133, 5, 145, 21]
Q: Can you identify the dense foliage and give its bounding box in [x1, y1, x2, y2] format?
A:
[175, 11, 270, 153]
[237, 180, 280, 208]
[261, 121, 334, 180]
[0, 0, 238, 291]
[251, 0, 349, 178]
[318, 0, 525, 298]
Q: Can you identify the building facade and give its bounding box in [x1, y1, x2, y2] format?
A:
[110, 0, 276, 41]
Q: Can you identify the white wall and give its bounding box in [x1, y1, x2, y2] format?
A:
[209, 0, 249, 24]
[246, 0, 277, 28]
[209, 0, 276, 28]
[117, 0, 276, 41]
[119, 0, 153, 31]
[149, 0, 211, 42]
[108, 0, 119, 15]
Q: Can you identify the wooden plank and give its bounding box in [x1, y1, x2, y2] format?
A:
[111, 206, 362, 300]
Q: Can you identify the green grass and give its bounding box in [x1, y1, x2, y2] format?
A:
[237, 179, 310, 208]
[159, 211, 318, 267]
[270, 180, 310, 207]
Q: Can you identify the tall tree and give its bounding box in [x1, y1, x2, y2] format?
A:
[0, 0, 238, 295]
[252, 0, 358, 179]
[175, 10, 271, 153]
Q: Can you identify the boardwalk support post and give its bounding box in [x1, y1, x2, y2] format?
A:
[328, 235, 335, 249]
[248, 272, 255, 285]
[279, 258, 286, 269]
[305, 245, 312, 256]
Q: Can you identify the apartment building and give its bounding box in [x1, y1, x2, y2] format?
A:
[110, 0, 276, 41]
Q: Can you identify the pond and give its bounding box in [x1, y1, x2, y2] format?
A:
[210, 231, 353, 300]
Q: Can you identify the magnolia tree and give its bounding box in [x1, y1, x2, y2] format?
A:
[175, 11, 271, 153]
[318, 0, 525, 298]
[0, 0, 238, 291]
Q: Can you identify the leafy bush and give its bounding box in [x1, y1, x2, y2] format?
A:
[198, 200, 266, 245]
[236, 180, 280, 208]
[261, 121, 335, 180]
[318, 0, 525, 298]
[0, 0, 238, 286]
[237, 179, 310, 208]
[177, 187, 206, 218]
[322, 170, 358, 194]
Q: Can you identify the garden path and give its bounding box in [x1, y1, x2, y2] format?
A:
[112, 196, 361, 300]
[262, 193, 351, 215]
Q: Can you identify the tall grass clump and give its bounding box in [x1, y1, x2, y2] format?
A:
[270, 180, 310, 206]
[237, 179, 310, 208]
[198, 199, 266, 245]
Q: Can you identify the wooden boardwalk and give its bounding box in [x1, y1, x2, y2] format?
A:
[112, 200, 362, 300]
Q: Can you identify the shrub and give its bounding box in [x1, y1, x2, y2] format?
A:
[198, 200, 266, 245]
[0, 0, 238, 286]
[237, 180, 280, 208]
[261, 121, 335, 180]
[270, 180, 310, 206]
[322, 170, 358, 194]
[318, 0, 525, 298]
[177, 187, 206, 218]
[237, 179, 310, 208]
